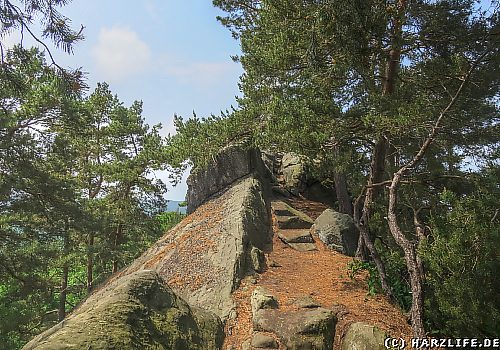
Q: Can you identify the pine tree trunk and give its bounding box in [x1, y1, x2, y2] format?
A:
[388, 176, 426, 337]
[87, 232, 94, 294]
[331, 143, 353, 215]
[334, 171, 353, 215]
[355, 137, 393, 298]
[112, 223, 123, 274]
[58, 224, 70, 321]
[382, 0, 426, 337]
[58, 264, 69, 321]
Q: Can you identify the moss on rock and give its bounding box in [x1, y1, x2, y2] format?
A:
[22, 270, 224, 350]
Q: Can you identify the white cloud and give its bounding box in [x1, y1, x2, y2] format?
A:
[91, 26, 151, 81]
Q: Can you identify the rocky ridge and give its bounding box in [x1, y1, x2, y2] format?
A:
[23, 146, 412, 350]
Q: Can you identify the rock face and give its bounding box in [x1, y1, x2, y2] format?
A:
[251, 333, 279, 349]
[281, 153, 308, 195]
[272, 201, 314, 230]
[186, 146, 269, 214]
[250, 246, 266, 273]
[24, 145, 274, 349]
[251, 288, 336, 350]
[23, 270, 224, 350]
[312, 209, 358, 256]
[261, 150, 282, 185]
[341, 322, 387, 350]
[251, 287, 279, 315]
[119, 174, 271, 321]
[253, 308, 336, 350]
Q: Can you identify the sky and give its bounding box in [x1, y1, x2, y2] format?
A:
[6, 1, 244, 200]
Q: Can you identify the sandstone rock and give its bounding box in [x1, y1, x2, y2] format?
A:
[312, 209, 358, 256]
[275, 215, 314, 229]
[186, 146, 269, 214]
[281, 153, 308, 195]
[272, 201, 314, 229]
[341, 322, 387, 350]
[292, 295, 321, 309]
[253, 308, 336, 350]
[242, 340, 251, 350]
[111, 174, 271, 321]
[261, 151, 281, 185]
[23, 270, 224, 350]
[288, 242, 317, 252]
[277, 229, 313, 244]
[251, 246, 266, 273]
[271, 185, 291, 198]
[251, 287, 279, 316]
[271, 201, 295, 216]
[302, 182, 336, 207]
[251, 333, 279, 349]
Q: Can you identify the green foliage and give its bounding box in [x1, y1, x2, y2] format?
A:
[422, 173, 500, 337]
[156, 212, 185, 232]
[0, 1, 85, 91]
[347, 259, 381, 296]
[380, 247, 412, 312]
[0, 0, 84, 54]
[165, 110, 251, 173]
[0, 48, 169, 348]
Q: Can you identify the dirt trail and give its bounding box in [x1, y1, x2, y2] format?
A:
[223, 197, 412, 349]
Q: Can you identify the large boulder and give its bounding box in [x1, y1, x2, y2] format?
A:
[251, 287, 279, 315]
[116, 174, 271, 321]
[302, 181, 336, 207]
[312, 209, 358, 256]
[23, 270, 224, 350]
[253, 308, 336, 350]
[186, 146, 269, 213]
[341, 322, 387, 350]
[281, 153, 308, 195]
[250, 288, 336, 350]
[251, 333, 279, 349]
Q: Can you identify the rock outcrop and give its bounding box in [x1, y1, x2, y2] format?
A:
[24, 145, 273, 349]
[312, 209, 358, 256]
[251, 287, 279, 315]
[23, 270, 224, 350]
[272, 200, 317, 252]
[260, 151, 338, 206]
[281, 153, 308, 195]
[186, 146, 269, 214]
[251, 288, 336, 350]
[251, 333, 279, 349]
[341, 322, 387, 350]
[119, 174, 271, 321]
[24, 145, 412, 350]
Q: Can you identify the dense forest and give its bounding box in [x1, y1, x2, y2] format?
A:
[1, 0, 499, 349]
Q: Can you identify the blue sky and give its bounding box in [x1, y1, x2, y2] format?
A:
[6, 1, 243, 200]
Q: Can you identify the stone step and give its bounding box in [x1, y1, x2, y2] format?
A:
[277, 229, 313, 244]
[271, 201, 293, 216]
[271, 201, 314, 229]
[288, 242, 317, 252]
[275, 215, 313, 229]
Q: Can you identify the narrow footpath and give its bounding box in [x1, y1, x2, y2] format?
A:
[223, 197, 412, 349]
